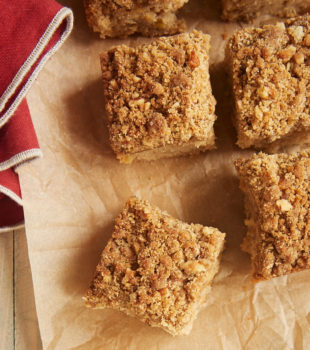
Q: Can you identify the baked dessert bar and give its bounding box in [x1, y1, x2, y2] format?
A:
[222, 0, 310, 22]
[227, 16, 310, 150]
[84, 197, 225, 335]
[101, 30, 217, 163]
[84, 0, 188, 39]
[235, 150, 310, 281]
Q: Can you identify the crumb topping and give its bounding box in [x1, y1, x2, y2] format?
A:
[235, 150, 310, 280]
[84, 197, 225, 335]
[227, 16, 310, 148]
[101, 30, 216, 158]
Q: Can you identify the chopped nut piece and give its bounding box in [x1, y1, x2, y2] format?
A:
[276, 199, 293, 211]
[181, 261, 207, 274]
[152, 276, 168, 290]
[288, 25, 304, 43]
[304, 33, 310, 46]
[84, 0, 189, 38]
[294, 51, 305, 64]
[84, 197, 225, 335]
[149, 81, 164, 95]
[278, 45, 296, 62]
[235, 150, 310, 281]
[171, 48, 185, 64]
[257, 86, 269, 99]
[188, 51, 200, 69]
[226, 16, 310, 150]
[101, 31, 217, 163]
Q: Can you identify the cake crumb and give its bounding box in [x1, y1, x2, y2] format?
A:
[84, 0, 189, 38]
[101, 31, 217, 163]
[222, 0, 310, 22]
[226, 16, 310, 150]
[235, 150, 310, 281]
[84, 197, 225, 335]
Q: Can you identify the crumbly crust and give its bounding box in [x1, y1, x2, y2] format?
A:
[101, 30, 217, 163]
[222, 0, 310, 22]
[84, 197, 225, 335]
[227, 16, 310, 150]
[84, 0, 188, 38]
[235, 150, 310, 281]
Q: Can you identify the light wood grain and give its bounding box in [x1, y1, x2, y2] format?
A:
[0, 231, 14, 350]
[14, 228, 42, 350]
[0, 229, 42, 350]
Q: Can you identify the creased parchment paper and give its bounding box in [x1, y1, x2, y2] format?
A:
[18, 1, 310, 349]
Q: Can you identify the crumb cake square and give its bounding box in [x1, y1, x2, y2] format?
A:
[235, 150, 310, 281]
[227, 16, 310, 151]
[100, 30, 217, 163]
[84, 0, 188, 39]
[84, 197, 225, 335]
[222, 0, 310, 22]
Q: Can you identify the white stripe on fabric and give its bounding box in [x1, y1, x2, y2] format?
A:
[0, 7, 73, 128]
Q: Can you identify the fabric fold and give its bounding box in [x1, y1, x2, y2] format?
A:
[0, 0, 74, 232]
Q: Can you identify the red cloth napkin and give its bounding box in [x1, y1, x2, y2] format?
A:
[0, 0, 73, 232]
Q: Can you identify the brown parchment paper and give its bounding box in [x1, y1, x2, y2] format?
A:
[18, 1, 310, 349]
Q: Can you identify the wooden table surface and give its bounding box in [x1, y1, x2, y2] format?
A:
[0, 229, 42, 350]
